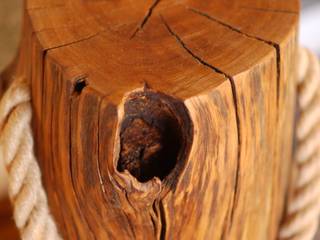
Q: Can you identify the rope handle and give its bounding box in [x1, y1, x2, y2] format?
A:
[279, 48, 320, 240]
[0, 78, 61, 239]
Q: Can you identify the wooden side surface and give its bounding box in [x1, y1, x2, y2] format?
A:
[3, 0, 301, 239]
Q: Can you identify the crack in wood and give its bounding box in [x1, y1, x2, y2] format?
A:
[227, 77, 242, 233]
[131, 0, 161, 39]
[188, 8, 282, 107]
[161, 15, 242, 237]
[150, 201, 160, 238]
[159, 200, 167, 240]
[44, 29, 107, 52]
[239, 6, 298, 15]
[161, 15, 231, 80]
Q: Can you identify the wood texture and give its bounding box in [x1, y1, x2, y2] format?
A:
[0, 198, 19, 240]
[1, 0, 300, 239]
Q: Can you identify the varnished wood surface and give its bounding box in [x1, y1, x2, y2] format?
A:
[2, 0, 301, 239]
[0, 198, 19, 240]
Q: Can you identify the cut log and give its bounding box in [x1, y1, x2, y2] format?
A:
[1, 0, 300, 239]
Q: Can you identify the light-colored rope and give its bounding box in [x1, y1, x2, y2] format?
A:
[0, 77, 61, 240]
[279, 48, 320, 240]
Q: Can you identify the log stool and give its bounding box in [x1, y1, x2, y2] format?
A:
[2, 1, 320, 240]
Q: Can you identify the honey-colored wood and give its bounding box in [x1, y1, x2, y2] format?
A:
[1, 0, 300, 239]
[0, 197, 19, 240]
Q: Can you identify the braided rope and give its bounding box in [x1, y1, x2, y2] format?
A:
[279, 48, 320, 240]
[0, 77, 61, 240]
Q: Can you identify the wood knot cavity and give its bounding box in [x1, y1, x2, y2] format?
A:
[117, 89, 193, 183]
[74, 78, 87, 94]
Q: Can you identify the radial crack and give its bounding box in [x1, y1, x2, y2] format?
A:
[188, 8, 281, 106]
[161, 15, 231, 80]
[161, 15, 242, 236]
[131, 0, 161, 38]
[45, 29, 106, 52]
[240, 6, 298, 14]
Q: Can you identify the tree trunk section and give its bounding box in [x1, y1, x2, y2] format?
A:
[1, 0, 300, 239]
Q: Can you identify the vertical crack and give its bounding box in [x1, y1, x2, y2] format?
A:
[188, 8, 281, 106]
[159, 200, 167, 240]
[131, 0, 161, 39]
[161, 15, 242, 237]
[227, 78, 241, 233]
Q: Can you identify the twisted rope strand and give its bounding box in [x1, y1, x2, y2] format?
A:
[0, 77, 61, 240]
[279, 47, 320, 240]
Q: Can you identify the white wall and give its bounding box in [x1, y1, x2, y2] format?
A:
[300, 1, 320, 55]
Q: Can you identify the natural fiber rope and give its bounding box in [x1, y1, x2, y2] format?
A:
[279, 48, 320, 240]
[0, 77, 61, 240]
[0, 48, 319, 240]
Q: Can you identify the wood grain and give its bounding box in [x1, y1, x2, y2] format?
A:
[1, 0, 300, 239]
[0, 198, 19, 240]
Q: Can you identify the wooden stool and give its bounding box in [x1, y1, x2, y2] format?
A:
[0, 0, 301, 239]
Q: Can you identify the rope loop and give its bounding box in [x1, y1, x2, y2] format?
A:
[0, 77, 61, 240]
[279, 47, 320, 240]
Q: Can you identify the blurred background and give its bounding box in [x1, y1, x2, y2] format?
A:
[0, 0, 320, 239]
[0, 1, 21, 239]
[0, 0, 21, 72]
[301, 0, 320, 56]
